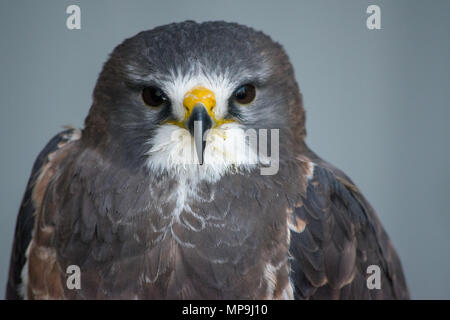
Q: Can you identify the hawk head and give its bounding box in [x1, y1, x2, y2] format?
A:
[84, 21, 305, 181]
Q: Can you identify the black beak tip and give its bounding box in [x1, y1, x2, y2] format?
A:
[187, 105, 212, 165]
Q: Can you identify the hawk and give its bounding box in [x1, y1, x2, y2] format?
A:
[6, 21, 409, 299]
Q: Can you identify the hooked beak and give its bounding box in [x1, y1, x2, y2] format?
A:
[186, 104, 212, 165]
[182, 86, 216, 165]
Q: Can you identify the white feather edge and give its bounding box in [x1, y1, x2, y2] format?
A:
[19, 242, 31, 299]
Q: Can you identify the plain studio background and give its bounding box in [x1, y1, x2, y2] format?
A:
[1, 0, 449, 299]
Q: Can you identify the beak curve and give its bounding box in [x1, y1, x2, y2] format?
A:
[186, 104, 212, 165]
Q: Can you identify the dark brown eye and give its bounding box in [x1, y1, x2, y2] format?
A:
[142, 86, 167, 107]
[233, 84, 256, 105]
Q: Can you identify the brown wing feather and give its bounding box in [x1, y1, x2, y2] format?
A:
[5, 128, 81, 300]
[289, 156, 409, 300]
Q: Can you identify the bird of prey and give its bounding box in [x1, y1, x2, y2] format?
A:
[6, 21, 409, 300]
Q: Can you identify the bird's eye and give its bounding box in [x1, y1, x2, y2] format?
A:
[233, 84, 256, 105]
[142, 86, 168, 107]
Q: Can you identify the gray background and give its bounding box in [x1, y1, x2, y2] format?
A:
[1, 0, 449, 299]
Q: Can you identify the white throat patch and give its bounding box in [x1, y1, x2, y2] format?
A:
[145, 122, 265, 182]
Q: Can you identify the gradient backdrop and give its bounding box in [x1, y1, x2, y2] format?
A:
[1, 0, 449, 299]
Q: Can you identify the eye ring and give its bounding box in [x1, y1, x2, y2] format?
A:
[142, 86, 168, 108]
[233, 84, 256, 105]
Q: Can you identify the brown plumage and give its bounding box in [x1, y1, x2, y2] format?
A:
[6, 21, 409, 300]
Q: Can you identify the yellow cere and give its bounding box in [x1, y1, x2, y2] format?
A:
[166, 86, 234, 127]
[183, 86, 216, 115]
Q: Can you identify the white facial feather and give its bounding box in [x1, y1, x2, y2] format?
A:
[145, 122, 263, 183]
[163, 67, 236, 121]
[145, 69, 270, 182]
